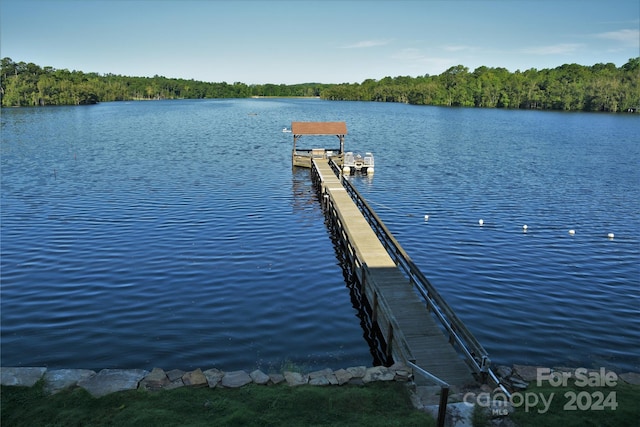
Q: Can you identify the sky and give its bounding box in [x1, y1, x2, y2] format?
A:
[1, 0, 638, 85]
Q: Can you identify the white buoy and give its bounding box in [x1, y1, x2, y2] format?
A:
[608, 232, 615, 239]
[478, 219, 484, 226]
[522, 224, 528, 232]
[424, 215, 429, 221]
[568, 229, 575, 235]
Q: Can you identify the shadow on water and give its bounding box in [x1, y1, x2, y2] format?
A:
[326, 221, 390, 367]
[291, 164, 388, 367]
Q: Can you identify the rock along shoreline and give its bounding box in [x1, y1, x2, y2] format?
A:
[2, 363, 639, 402]
[3, 363, 640, 427]
[0, 363, 414, 398]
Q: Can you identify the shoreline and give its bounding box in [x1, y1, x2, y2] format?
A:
[2, 363, 639, 398]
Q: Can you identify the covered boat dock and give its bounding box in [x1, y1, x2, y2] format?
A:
[291, 121, 347, 168]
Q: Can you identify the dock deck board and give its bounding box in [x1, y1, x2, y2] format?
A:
[313, 160, 476, 388]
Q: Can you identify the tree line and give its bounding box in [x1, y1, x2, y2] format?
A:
[0, 58, 331, 107]
[321, 59, 640, 112]
[1, 57, 638, 112]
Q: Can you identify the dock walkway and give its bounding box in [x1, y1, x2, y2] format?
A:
[311, 159, 480, 389]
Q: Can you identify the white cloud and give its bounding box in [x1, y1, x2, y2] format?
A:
[595, 29, 640, 47]
[390, 48, 457, 74]
[391, 48, 424, 60]
[340, 39, 390, 48]
[442, 45, 471, 52]
[522, 43, 584, 55]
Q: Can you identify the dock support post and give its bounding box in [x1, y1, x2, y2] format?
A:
[360, 265, 367, 293]
[437, 386, 449, 427]
[372, 292, 378, 323]
[385, 325, 394, 362]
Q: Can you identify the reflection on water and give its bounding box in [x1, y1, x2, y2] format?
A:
[1, 99, 639, 373]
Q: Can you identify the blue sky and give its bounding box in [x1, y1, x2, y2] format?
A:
[1, 0, 638, 84]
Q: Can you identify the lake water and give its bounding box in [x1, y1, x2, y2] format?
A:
[1, 99, 639, 373]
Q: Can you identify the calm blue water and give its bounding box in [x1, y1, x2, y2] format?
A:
[2, 99, 639, 373]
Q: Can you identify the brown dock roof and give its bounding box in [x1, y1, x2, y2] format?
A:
[291, 121, 347, 135]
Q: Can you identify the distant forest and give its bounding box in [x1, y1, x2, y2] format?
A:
[1, 57, 639, 112]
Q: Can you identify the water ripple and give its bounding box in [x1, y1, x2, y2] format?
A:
[2, 100, 638, 373]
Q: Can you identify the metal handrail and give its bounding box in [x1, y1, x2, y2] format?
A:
[325, 159, 490, 376]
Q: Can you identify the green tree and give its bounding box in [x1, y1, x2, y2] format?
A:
[2, 56, 639, 111]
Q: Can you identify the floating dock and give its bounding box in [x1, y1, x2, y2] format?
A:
[290, 121, 374, 174]
[291, 121, 347, 168]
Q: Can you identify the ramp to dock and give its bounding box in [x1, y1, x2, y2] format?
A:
[312, 159, 480, 388]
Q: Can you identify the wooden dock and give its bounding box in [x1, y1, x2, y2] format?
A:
[311, 158, 488, 389]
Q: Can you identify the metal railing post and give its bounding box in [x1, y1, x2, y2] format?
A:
[437, 386, 449, 427]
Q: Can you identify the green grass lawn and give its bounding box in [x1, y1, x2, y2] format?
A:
[473, 378, 640, 427]
[1, 380, 435, 427]
[3, 377, 639, 426]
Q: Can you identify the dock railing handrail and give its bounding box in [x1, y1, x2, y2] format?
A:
[327, 160, 490, 377]
[315, 159, 452, 427]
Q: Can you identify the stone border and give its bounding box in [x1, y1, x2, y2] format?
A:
[3, 364, 638, 400]
[0, 362, 412, 398]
